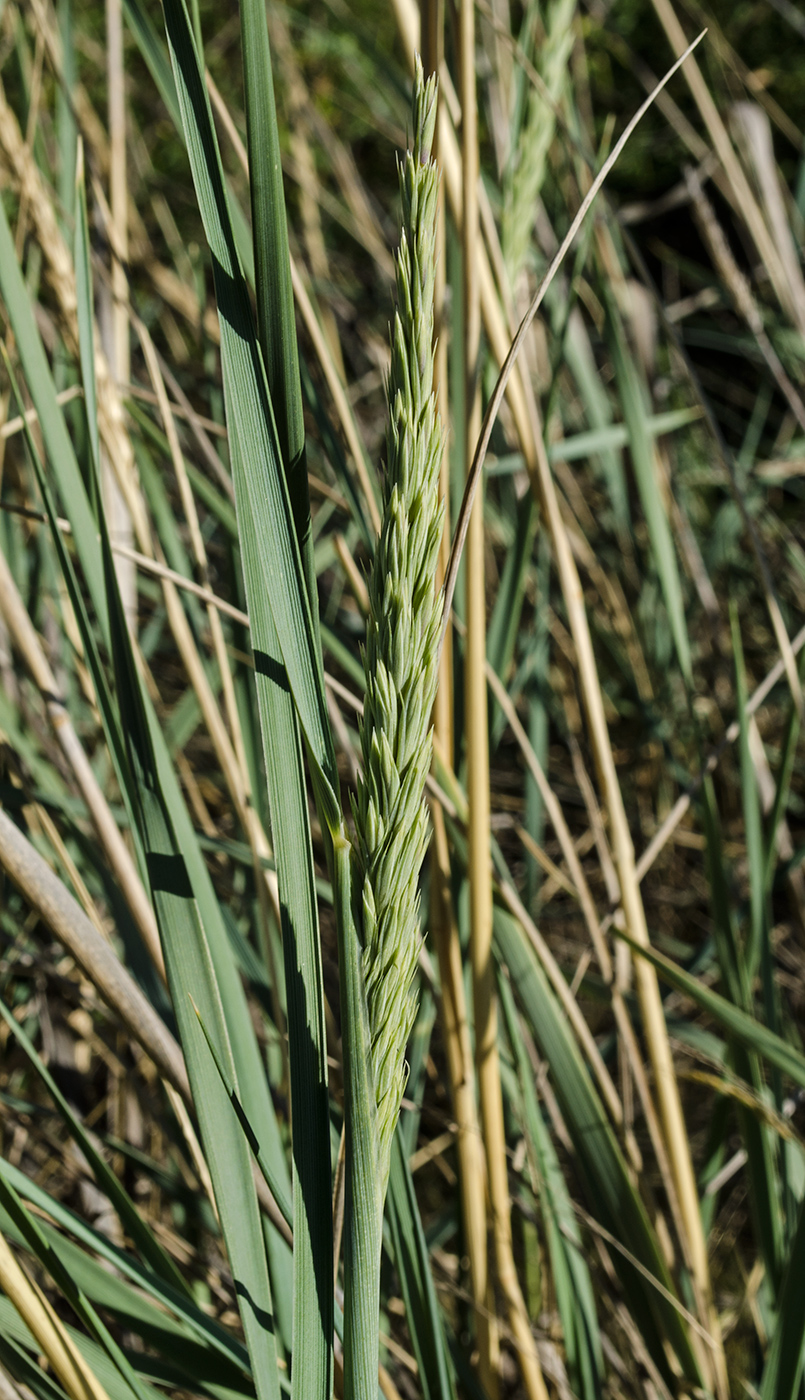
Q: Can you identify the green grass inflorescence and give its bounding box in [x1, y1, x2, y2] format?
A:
[351, 57, 445, 1192]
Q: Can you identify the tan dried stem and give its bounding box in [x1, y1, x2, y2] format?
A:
[428, 801, 492, 1349]
[133, 315, 252, 791]
[647, 0, 804, 335]
[0, 1234, 111, 1400]
[0, 74, 148, 555]
[422, 5, 489, 1381]
[0, 805, 187, 1098]
[527, 415, 723, 1389]
[686, 166, 805, 435]
[460, 3, 547, 1396]
[0, 547, 166, 980]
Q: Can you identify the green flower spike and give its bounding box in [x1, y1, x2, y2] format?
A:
[351, 55, 445, 1195]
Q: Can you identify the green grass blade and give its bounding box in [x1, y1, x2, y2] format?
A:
[543, 407, 701, 465]
[132, 9, 335, 1362]
[760, 1191, 805, 1400]
[523, 533, 550, 906]
[700, 774, 784, 1288]
[498, 971, 604, 1400]
[73, 141, 100, 501]
[158, 0, 339, 830]
[608, 301, 692, 684]
[56, 0, 77, 227]
[731, 606, 769, 984]
[238, 0, 312, 607]
[87, 442, 281, 1400]
[487, 492, 537, 745]
[0, 197, 105, 625]
[146, 675, 296, 1351]
[230, 3, 335, 1369]
[616, 930, 805, 1090]
[386, 1132, 458, 1400]
[731, 606, 786, 1278]
[701, 774, 748, 1006]
[123, 704, 283, 1400]
[563, 309, 630, 540]
[764, 691, 800, 894]
[192, 996, 293, 1231]
[235, 472, 333, 1400]
[494, 905, 702, 1388]
[122, 0, 181, 129]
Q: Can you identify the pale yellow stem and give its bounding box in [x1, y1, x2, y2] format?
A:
[0, 1235, 111, 1400]
[460, 3, 547, 1396]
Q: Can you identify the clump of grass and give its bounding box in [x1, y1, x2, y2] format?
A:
[4, 4, 805, 1400]
[351, 55, 444, 1193]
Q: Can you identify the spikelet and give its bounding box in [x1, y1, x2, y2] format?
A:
[351, 57, 444, 1191]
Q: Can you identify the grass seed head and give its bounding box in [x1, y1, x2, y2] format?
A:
[352, 56, 444, 1189]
